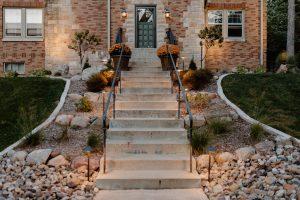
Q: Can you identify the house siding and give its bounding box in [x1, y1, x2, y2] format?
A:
[0, 0, 267, 75]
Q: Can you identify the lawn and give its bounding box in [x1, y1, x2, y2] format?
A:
[222, 73, 300, 138]
[0, 77, 65, 151]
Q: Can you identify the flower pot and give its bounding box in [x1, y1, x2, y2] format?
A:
[111, 55, 131, 71]
[159, 55, 178, 71]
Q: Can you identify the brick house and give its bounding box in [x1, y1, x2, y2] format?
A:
[0, 0, 267, 75]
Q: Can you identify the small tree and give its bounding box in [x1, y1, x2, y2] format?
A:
[198, 26, 224, 68]
[68, 30, 100, 71]
[189, 56, 197, 70]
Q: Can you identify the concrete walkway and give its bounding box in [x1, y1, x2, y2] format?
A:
[94, 189, 209, 200]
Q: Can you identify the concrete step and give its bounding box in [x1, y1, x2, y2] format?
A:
[122, 77, 171, 82]
[115, 101, 177, 110]
[106, 139, 190, 155]
[116, 94, 176, 101]
[115, 109, 178, 118]
[96, 170, 201, 190]
[109, 118, 184, 129]
[107, 128, 187, 140]
[94, 189, 209, 200]
[119, 87, 172, 95]
[122, 81, 172, 88]
[122, 71, 170, 78]
[130, 67, 162, 72]
[105, 154, 190, 172]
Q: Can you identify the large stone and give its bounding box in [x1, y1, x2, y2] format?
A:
[184, 114, 206, 127]
[71, 156, 100, 171]
[235, 147, 256, 161]
[26, 149, 52, 165]
[53, 64, 69, 75]
[71, 116, 90, 128]
[82, 66, 107, 81]
[213, 184, 223, 194]
[67, 177, 81, 188]
[11, 151, 28, 162]
[215, 152, 235, 164]
[196, 154, 215, 168]
[276, 64, 288, 74]
[47, 155, 69, 168]
[55, 114, 74, 126]
[255, 140, 275, 155]
[70, 75, 82, 81]
[84, 92, 101, 104]
[68, 94, 83, 101]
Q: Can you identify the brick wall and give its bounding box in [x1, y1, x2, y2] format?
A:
[205, 0, 267, 71]
[0, 0, 45, 76]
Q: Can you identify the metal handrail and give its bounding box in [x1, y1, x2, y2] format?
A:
[167, 44, 194, 173]
[102, 43, 125, 174]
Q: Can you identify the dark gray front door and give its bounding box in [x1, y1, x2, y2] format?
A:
[136, 6, 156, 48]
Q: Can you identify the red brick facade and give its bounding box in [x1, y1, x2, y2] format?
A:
[0, 0, 267, 75]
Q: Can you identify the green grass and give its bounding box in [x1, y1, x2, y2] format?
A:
[0, 77, 65, 151]
[222, 74, 300, 138]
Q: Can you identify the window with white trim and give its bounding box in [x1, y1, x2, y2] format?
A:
[3, 8, 43, 40]
[207, 10, 244, 40]
[4, 63, 25, 74]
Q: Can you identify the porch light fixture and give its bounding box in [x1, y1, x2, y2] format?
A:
[83, 146, 93, 181]
[164, 8, 171, 18]
[121, 8, 127, 18]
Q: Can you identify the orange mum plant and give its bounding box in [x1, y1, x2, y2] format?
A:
[157, 44, 180, 57]
[109, 43, 132, 56]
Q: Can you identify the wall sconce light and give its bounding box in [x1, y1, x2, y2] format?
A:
[164, 8, 171, 18]
[121, 8, 127, 18]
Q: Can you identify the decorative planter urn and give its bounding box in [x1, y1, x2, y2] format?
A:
[111, 55, 131, 71]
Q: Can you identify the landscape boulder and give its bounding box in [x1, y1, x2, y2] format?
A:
[47, 155, 69, 168]
[84, 92, 101, 104]
[235, 147, 256, 161]
[11, 151, 28, 162]
[55, 114, 74, 126]
[255, 140, 275, 155]
[70, 75, 82, 81]
[82, 66, 106, 81]
[215, 152, 235, 164]
[68, 94, 82, 101]
[26, 149, 52, 165]
[276, 64, 288, 74]
[196, 154, 215, 168]
[71, 116, 90, 128]
[71, 156, 100, 171]
[53, 64, 69, 76]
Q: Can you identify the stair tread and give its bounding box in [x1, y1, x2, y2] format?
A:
[99, 170, 200, 180]
[106, 154, 189, 160]
[111, 118, 183, 120]
[107, 139, 189, 145]
[108, 128, 186, 131]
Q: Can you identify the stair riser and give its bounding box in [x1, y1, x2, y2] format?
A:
[120, 88, 172, 95]
[130, 67, 162, 72]
[96, 179, 201, 190]
[115, 110, 178, 118]
[122, 71, 170, 77]
[116, 94, 176, 101]
[115, 102, 177, 110]
[122, 77, 171, 82]
[122, 82, 171, 88]
[106, 143, 190, 155]
[110, 119, 184, 129]
[106, 160, 190, 171]
[107, 130, 187, 140]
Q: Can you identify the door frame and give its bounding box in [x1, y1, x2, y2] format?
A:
[135, 5, 157, 48]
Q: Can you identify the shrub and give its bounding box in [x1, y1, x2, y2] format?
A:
[188, 93, 210, 110]
[54, 71, 62, 77]
[31, 69, 52, 77]
[189, 57, 197, 70]
[101, 70, 115, 86]
[192, 129, 213, 155]
[83, 58, 92, 70]
[86, 73, 108, 92]
[109, 44, 132, 56]
[250, 124, 265, 141]
[5, 71, 19, 78]
[157, 44, 180, 57]
[183, 69, 213, 90]
[236, 65, 248, 74]
[76, 97, 93, 112]
[255, 65, 266, 74]
[87, 133, 102, 149]
[22, 131, 44, 147]
[208, 119, 231, 135]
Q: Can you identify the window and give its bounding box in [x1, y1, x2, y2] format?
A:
[4, 63, 25, 74]
[228, 11, 243, 38]
[3, 8, 43, 40]
[207, 10, 244, 40]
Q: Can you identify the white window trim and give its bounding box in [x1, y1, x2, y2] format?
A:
[207, 10, 245, 42]
[4, 63, 25, 74]
[3, 8, 44, 42]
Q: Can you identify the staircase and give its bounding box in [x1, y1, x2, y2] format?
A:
[95, 64, 202, 192]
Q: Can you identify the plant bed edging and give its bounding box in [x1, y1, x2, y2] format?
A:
[0, 77, 71, 156]
[217, 73, 300, 143]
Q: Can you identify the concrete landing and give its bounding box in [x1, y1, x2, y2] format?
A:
[94, 189, 209, 200]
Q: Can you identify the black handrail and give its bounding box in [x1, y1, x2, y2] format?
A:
[102, 43, 125, 174]
[167, 44, 194, 173]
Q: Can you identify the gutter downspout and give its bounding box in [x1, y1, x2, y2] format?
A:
[260, 0, 264, 66]
[108, 0, 111, 50]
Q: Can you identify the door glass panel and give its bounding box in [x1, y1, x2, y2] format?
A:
[137, 8, 154, 22]
[136, 7, 156, 48]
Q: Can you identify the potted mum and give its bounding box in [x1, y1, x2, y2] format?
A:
[157, 44, 180, 71]
[109, 43, 132, 71]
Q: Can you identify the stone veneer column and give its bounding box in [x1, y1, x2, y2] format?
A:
[123, 0, 169, 66]
[180, 0, 205, 68]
